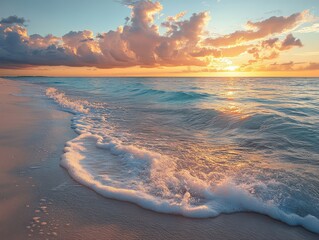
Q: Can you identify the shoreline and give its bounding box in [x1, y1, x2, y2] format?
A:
[0, 78, 318, 239]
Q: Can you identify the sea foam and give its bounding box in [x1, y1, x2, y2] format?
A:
[46, 87, 90, 114]
[46, 87, 319, 234]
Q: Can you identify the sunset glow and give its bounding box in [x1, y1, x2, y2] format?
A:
[0, 0, 318, 77]
[1, 1, 319, 239]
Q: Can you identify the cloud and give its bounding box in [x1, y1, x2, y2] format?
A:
[0, 1, 315, 71]
[28, 34, 61, 48]
[297, 23, 319, 33]
[267, 61, 297, 71]
[240, 61, 319, 72]
[166, 11, 187, 22]
[275, 61, 319, 71]
[0, 15, 26, 25]
[247, 34, 303, 62]
[0, 1, 212, 68]
[157, 11, 211, 66]
[189, 48, 221, 58]
[280, 33, 302, 50]
[204, 10, 311, 47]
[303, 62, 319, 70]
[220, 45, 252, 57]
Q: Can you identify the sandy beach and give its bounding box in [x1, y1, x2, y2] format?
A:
[0, 77, 318, 240]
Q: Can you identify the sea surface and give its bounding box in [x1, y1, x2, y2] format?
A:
[13, 77, 319, 233]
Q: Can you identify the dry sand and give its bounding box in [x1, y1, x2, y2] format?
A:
[0, 78, 318, 240]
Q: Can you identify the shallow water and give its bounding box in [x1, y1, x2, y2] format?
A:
[14, 77, 319, 233]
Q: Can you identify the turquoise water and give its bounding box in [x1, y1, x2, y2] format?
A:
[14, 77, 319, 233]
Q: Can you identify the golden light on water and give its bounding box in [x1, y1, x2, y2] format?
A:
[226, 91, 235, 97]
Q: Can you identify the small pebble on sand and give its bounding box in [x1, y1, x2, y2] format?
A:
[33, 217, 40, 222]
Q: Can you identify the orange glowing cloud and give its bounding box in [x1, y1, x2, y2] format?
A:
[204, 10, 311, 47]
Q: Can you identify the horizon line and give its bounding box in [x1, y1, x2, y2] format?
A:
[2, 75, 319, 78]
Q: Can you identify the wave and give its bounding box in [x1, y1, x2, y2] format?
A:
[130, 88, 210, 102]
[162, 107, 319, 154]
[45, 87, 319, 234]
[46, 87, 90, 114]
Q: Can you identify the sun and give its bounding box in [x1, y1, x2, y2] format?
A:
[224, 65, 239, 71]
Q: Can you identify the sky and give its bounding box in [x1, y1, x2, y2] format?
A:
[0, 0, 319, 77]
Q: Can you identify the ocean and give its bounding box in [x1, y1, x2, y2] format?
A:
[13, 77, 319, 233]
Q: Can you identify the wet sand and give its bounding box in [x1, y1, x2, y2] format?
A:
[0, 78, 318, 240]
